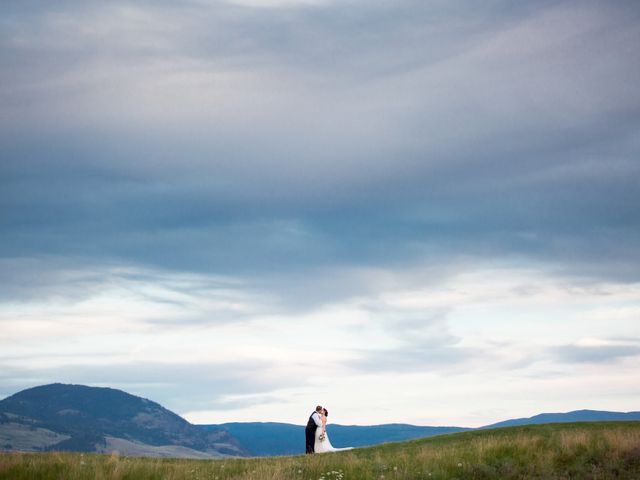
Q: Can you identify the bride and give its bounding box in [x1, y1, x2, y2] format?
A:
[314, 408, 354, 453]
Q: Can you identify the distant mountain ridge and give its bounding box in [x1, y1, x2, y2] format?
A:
[1, 384, 637, 458]
[200, 409, 640, 456]
[201, 409, 640, 456]
[481, 409, 640, 429]
[0, 383, 246, 458]
[200, 422, 468, 456]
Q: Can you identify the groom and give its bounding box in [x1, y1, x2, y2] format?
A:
[305, 405, 323, 454]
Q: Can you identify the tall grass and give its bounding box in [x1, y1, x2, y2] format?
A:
[1, 422, 639, 479]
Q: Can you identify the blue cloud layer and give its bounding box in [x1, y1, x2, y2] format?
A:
[2, 1, 638, 284]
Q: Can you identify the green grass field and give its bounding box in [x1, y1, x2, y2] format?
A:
[1, 422, 639, 479]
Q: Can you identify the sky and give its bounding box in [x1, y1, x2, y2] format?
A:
[0, 0, 639, 427]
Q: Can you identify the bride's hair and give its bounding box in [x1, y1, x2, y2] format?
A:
[323, 408, 329, 417]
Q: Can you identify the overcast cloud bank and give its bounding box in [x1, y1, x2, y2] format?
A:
[1, 0, 639, 425]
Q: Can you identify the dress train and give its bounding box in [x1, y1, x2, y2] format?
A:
[314, 428, 354, 453]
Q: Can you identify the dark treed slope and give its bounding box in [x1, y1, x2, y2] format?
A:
[0, 384, 246, 458]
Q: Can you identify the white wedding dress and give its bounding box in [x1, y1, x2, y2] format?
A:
[314, 427, 354, 453]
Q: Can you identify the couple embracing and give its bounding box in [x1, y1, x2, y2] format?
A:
[305, 405, 354, 454]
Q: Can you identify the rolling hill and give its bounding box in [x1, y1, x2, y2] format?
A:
[0, 384, 246, 458]
[1, 384, 638, 459]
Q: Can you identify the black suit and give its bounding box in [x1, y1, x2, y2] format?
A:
[305, 411, 320, 454]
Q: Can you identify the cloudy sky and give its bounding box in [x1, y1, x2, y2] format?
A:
[1, 0, 639, 427]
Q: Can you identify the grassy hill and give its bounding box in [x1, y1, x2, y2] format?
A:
[1, 421, 639, 479]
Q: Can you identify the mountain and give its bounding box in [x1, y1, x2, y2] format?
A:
[200, 410, 640, 456]
[481, 409, 640, 429]
[199, 422, 468, 456]
[200, 422, 302, 456]
[0, 383, 247, 458]
[1, 384, 637, 459]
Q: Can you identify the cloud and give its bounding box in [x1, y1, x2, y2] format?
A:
[1, 261, 639, 423]
[343, 298, 486, 373]
[0, 359, 306, 414]
[0, 258, 274, 340]
[0, 0, 639, 424]
[549, 341, 640, 364]
[351, 343, 480, 374]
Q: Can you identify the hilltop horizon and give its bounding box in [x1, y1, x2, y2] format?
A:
[2, 382, 638, 458]
[3, 383, 638, 429]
